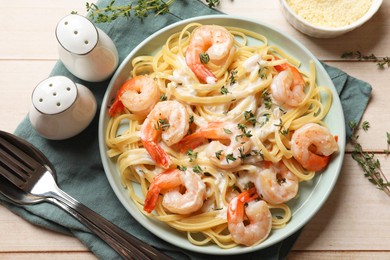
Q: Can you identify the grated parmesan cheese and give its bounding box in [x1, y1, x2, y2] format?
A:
[286, 0, 373, 28]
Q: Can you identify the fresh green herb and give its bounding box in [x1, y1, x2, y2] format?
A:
[387, 132, 390, 146]
[258, 113, 270, 128]
[341, 51, 390, 69]
[84, 0, 221, 23]
[189, 115, 194, 124]
[155, 118, 170, 131]
[186, 149, 198, 162]
[244, 110, 257, 126]
[160, 93, 167, 101]
[205, 0, 220, 8]
[244, 182, 254, 190]
[231, 184, 239, 192]
[193, 164, 203, 174]
[220, 86, 229, 95]
[236, 124, 252, 139]
[238, 147, 251, 160]
[385, 132, 390, 155]
[377, 56, 390, 69]
[252, 149, 264, 160]
[215, 150, 223, 160]
[273, 118, 283, 127]
[279, 107, 286, 114]
[340, 51, 354, 58]
[86, 0, 175, 23]
[349, 121, 390, 197]
[226, 153, 236, 163]
[223, 128, 233, 134]
[362, 121, 370, 132]
[199, 53, 210, 64]
[177, 165, 187, 171]
[280, 127, 289, 136]
[229, 69, 238, 85]
[258, 65, 269, 79]
[262, 89, 272, 109]
[203, 171, 212, 177]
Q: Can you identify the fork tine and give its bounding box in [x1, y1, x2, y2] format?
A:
[0, 162, 26, 187]
[0, 134, 44, 188]
[0, 134, 43, 169]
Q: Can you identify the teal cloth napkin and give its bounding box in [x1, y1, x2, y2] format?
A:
[0, 0, 371, 259]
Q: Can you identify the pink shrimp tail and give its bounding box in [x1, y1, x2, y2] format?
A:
[227, 187, 258, 223]
[178, 133, 207, 153]
[143, 168, 176, 213]
[178, 122, 224, 153]
[273, 56, 304, 85]
[142, 140, 171, 169]
[108, 96, 124, 117]
[144, 185, 160, 213]
[188, 62, 217, 84]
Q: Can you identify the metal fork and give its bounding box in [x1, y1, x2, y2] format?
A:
[0, 131, 171, 260]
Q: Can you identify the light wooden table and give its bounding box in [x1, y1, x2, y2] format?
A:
[1, 1, 390, 259]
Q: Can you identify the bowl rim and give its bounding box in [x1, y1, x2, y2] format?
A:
[280, 0, 383, 32]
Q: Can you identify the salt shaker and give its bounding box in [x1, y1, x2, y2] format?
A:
[56, 14, 119, 82]
[29, 76, 97, 140]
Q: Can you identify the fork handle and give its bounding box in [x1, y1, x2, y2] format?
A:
[47, 198, 141, 259]
[49, 188, 172, 260]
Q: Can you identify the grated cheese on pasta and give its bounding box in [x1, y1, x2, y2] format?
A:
[286, 0, 373, 28]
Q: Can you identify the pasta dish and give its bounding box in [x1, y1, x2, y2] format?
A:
[105, 23, 339, 248]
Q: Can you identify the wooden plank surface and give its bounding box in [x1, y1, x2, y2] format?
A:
[0, 0, 389, 259]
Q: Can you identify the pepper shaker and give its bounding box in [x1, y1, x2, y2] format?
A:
[29, 76, 97, 140]
[56, 14, 119, 82]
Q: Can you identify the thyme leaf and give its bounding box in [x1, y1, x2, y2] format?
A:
[244, 110, 258, 126]
[262, 89, 272, 109]
[205, 0, 220, 8]
[177, 165, 187, 171]
[229, 69, 238, 85]
[155, 118, 170, 131]
[220, 86, 230, 95]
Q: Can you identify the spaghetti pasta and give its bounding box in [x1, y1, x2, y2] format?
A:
[105, 23, 339, 248]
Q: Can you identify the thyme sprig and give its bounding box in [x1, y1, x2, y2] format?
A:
[349, 121, 390, 197]
[341, 51, 390, 69]
[86, 0, 175, 23]
[85, 0, 221, 23]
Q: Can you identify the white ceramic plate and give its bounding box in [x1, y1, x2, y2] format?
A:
[98, 15, 346, 255]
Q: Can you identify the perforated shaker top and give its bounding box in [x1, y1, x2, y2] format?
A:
[32, 76, 78, 115]
[55, 14, 98, 55]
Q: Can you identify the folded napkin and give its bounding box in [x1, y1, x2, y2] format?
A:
[0, 0, 371, 259]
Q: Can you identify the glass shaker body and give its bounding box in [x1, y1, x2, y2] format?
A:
[56, 14, 119, 82]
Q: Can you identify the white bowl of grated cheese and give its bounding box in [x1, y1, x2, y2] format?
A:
[279, 0, 383, 38]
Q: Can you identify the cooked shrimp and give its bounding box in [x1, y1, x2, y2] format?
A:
[143, 168, 206, 214]
[179, 122, 252, 169]
[291, 123, 339, 172]
[141, 100, 189, 169]
[227, 187, 272, 246]
[185, 25, 234, 84]
[258, 162, 299, 205]
[109, 75, 160, 117]
[270, 62, 305, 108]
